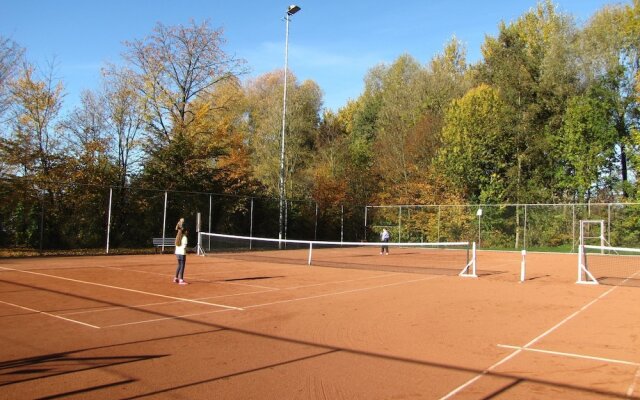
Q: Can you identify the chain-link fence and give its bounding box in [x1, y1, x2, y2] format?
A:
[0, 181, 366, 253]
[365, 203, 640, 252]
[2, 177, 638, 255]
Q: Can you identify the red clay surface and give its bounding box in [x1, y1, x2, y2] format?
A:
[0, 250, 639, 399]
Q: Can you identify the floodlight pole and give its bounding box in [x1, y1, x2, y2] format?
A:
[279, 5, 300, 246]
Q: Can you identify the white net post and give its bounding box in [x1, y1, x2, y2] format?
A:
[459, 242, 477, 278]
[577, 220, 599, 285]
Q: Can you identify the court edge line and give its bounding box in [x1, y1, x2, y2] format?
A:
[497, 344, 640, 367]
[0, 299, 100, 329]
[438, 285, 619, 400]
[0, 266, 244, 311]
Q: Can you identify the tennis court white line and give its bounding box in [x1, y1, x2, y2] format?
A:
[243, 275, 440, 309]
[497, 344, 640, 367]
[0, 299, 100, 329]
[439, 284, 619, 400]
[61, 274, 403, 317]
[101, 307, 237, 328]
[98, 275, 440, 327]
[284, 273, 404, 290]
[0, 266, 244, 311]
[58, 288, 277, 316]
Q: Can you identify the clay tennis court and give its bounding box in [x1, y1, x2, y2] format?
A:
[1, 249, 639, 399]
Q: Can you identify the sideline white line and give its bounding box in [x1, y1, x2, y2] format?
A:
[497, 344, 640, 367]
[0, 266, 243, 311]
[0, 299, 100, 329]
[439, 285, 619, 400]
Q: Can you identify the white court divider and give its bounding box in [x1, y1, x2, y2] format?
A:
[459, 242, 478, 278]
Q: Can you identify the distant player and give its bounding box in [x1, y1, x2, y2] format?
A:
[380, 228, 390, 255]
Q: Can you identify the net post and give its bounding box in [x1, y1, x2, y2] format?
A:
[459, 242, 477, 278]
[308, 242, 313, 266]
[520, 250, 526, 282]
[576, 220, 599, 285]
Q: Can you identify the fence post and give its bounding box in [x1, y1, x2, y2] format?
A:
[162, 191, 168, 253]
[364, 206, 368, 241]
[249, 197, 254, 238]
[341, 205, 344, 243]
[106, 187, 112, 254]
[314, 202, 318, 240]
[524, 204, 528, 250]
[398, 206, 402, 242]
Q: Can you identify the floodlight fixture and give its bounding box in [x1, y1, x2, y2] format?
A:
[287, 5, 301, 15]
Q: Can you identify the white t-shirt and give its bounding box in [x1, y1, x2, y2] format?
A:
[175, 235, 188, 255]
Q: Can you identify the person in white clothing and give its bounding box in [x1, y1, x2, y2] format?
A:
[380, 228, 390, 255]
[174, 228, 189, 284]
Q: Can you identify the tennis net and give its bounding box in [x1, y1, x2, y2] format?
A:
[198, 232, 476, 276]
[579, 245, 640, 286]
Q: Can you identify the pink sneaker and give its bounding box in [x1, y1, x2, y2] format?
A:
[179, 280, 189, 285]
[173, 277, 179, 283]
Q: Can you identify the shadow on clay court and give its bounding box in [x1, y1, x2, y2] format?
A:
[0, 277, 635, 399]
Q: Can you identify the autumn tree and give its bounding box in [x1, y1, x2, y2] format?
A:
[0, 36, 23, 122]
[0, 62, 67, 247]
[244, 71, 322, 199]
[123, 20, 247, 142]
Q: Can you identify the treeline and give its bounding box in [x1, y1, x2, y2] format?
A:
[0, 0, 639, 249]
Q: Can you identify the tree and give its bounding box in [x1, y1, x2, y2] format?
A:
[438, 84, 512, 202]
[554, 86, 617, 200]
[0, 62, 67, 248]
[477, 0, 580, 202]
[0, 36, 24, 121]
[579, 1, 639, 197]
[123, 20, 247, 142]
[244, 71, 322, 199]
[101, 66, 145, 187]
[3, 63, 65, 179]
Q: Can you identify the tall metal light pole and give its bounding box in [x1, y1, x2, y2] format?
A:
[279, 4, 300, 244]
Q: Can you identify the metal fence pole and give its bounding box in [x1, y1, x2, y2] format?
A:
[341, 205, 344, 243]
[162, 191, 168, 253]
[249, 197, 254, 238]
[106, 187, 112, 254]
[364, 206, 368, 241]
[398, 206, 402, 242]
[524, 204, 528, 250]
[314, 202, 318, 240]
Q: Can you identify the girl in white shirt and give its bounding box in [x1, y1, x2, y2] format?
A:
[174, 228, 189, 285]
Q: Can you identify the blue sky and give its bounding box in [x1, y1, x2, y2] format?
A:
[0, 0, 622, 113]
